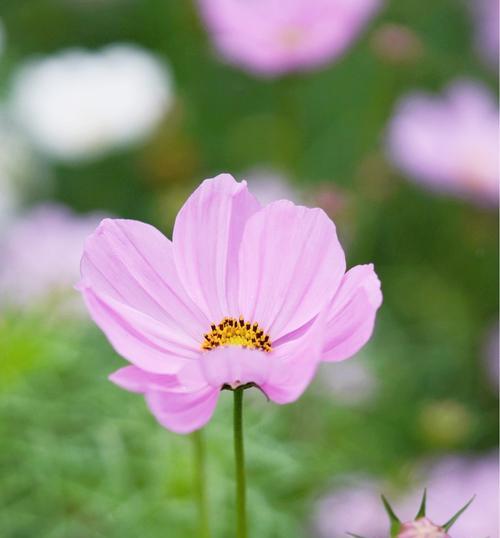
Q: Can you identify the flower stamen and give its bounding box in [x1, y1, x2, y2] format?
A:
[202, 316, 272, 352]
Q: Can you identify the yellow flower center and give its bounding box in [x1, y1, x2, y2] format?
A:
[202, 317, 272, 353]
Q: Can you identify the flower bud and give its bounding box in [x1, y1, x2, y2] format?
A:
[397, 517, 450, 538]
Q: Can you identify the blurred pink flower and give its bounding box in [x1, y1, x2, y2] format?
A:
[197, 0, 381, 77]
[482, 322, 499, 390]
[397, 518, 449, 538]
[78, 173, 382, 433]
[0, 203, 102, 310]
[370, 23, 423, 64]
[314, 481, 388, 537]
[469, 0, 499, 68]
[387, 80, 499, 206]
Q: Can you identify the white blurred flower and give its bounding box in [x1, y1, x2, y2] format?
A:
[9, 44, 173, 161]
[0, 115, 44, 227]
[0, 203, 103, 312]
[243, 168, 300, 205]
[316, 356, 378, 406]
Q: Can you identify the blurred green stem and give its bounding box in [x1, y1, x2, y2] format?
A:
[192, 429, 210, 538]
[273, 75, 302, 173]
[233, 388, 247, 538]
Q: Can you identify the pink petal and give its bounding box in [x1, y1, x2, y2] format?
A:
[199, 0, 380, 77]
[238, 200, 345, 340]
[176, 360, 214, 391]
[198, 346, 273, 390]
[262, 309, 327, 404]
[80, 286, 199, 374]
[322, 264, 382, 362]
[172, 174, 261, 322]
[145, 386, 220, 434]
[109, 365, 178, 393]
[80, 218, 208, 344]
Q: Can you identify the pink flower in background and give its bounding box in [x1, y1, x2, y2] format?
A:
[197, 0, 381, 76]
[482, 322, 499, 390]
[314, 481, 388, 537]
[370, 23, 423, 65]
[78, 174, 382, 433]
[0, 203, 102, 309]
[469, 0, 499, 68]
[387, 80, 499, 206]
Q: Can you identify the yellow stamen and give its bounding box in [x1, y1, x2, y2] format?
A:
[201, 316, 272, 353]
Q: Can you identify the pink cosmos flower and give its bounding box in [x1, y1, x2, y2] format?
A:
[78, 174, 382, 434]
[387, 80, 499, 206]
[197, 0, 381, 77]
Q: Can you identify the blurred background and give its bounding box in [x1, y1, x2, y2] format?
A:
[0, 1, 498, 537]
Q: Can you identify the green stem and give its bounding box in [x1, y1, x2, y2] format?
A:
[273, 74, 302, 174]
[192, 429, 210, 538]
[233, 388, 247, 538]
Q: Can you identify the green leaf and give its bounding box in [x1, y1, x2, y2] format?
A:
[381, 495, 401, 536]
[415, 488, 427, 518]
[443, 496, 475, 531]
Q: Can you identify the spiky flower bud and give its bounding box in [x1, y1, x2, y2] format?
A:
[381, 490, 474, 538]
[347, 489, 475, 538]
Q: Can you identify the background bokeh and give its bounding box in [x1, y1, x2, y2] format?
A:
[0, 1, 498, 537]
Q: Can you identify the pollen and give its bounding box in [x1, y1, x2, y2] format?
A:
[202, 317, 272, 353]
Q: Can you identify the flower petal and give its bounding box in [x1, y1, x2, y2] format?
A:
[198, 346, 272, 390]
[109, 365, 178, 393]
[145, 386, 220, 434]
[172, 173, 261, 322]
[80, 218, 207, 344]
[238, 200, 345, 340]
[322, 264, 382, 362]
[80, 286, 199, 374]
[262, 309, 327, 404]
